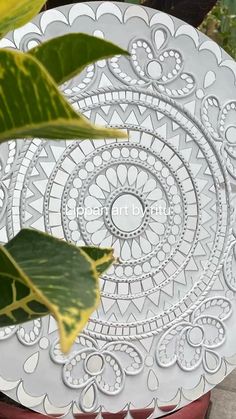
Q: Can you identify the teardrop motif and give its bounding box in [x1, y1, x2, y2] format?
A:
[203, 350, 221, 374]
[80, 382, 98, 413]
[147, 369, 159, 391]
[24, 352, 39, 374]
[154, 29, 167, 50]
[204, 70, 216, 88]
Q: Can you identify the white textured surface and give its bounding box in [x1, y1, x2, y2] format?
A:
[0, 2, 235, 417]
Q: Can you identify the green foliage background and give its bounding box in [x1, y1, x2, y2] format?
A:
[200, 0, 236, 59]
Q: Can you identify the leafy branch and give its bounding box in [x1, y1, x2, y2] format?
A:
[0, 0, 128, 352]
[200, 0, 236, 59]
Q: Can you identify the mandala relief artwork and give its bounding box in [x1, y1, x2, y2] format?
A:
[0, 2, 235, 418]
[156, 297, 232, 374]
[108, 27, 196, 98]
[51, 335, 144, 412]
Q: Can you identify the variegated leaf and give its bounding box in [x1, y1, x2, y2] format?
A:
[0, 229, 115, 353]
[0, 49, 126, 142]
[0, 0, 46, 37]
[29, 33, 129, 85]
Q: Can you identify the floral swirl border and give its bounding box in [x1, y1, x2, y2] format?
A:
[0, 2, 236, 418]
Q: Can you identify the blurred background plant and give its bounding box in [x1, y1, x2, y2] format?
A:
[200, 0, 236, 59]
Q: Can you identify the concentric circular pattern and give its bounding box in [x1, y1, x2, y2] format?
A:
[61, 142, 177, 254]
[7, 89, 230, 341]
[1, 1, 236, 415]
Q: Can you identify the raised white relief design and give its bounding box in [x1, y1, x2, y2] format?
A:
[0, 319, 42, 345]
[156, 297, 232, 373]
[201, 97, 236, 179]
[224, 240, 236, 292]
[0, 2, 235, 417]
[50, 334, 144, 412]
[109, 27, 196, 98]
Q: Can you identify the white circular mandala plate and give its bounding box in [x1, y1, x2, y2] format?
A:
[0, 2, 236, 418]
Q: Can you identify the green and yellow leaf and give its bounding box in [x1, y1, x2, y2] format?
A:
[29, 33, 129, 85]
[1, 229, 115, 353]
[0, 0, 46, 38]
[0, 49, 126, 142]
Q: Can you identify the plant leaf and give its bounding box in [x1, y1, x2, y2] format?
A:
[0, 49, 126, 142]
[81, 246, 118, 276]
[0, 0, 46, 37]
[1, 229, 115, 353]
[29, 33, 129, 85]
